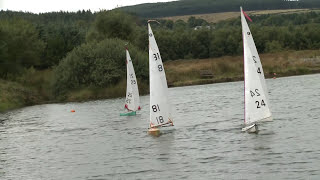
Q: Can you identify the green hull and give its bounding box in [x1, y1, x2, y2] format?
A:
[120, 111, 136, 116]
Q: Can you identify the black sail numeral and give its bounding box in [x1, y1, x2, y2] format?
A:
[153, 53, 161, 61]
[250, 89, 260, 97]
[252, 56, 257, 63]
[255, 100, 266, 109]
[158, 64, 163, 72]
[255, 89, 260, 96]
[152, 104, 160, 112]
[156, 116, 164, 124]
[255, 101, 260, 108]
[257, 67, 261, 74]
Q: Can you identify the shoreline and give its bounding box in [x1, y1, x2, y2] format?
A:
[1, 72, 320, 113]
[1, 49, 320, 112]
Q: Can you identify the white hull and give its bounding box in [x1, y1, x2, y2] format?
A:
[242, 123, 258, 133]
[148, 125, 175, 136]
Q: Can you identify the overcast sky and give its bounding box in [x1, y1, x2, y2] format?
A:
[0, 0, 176, 13]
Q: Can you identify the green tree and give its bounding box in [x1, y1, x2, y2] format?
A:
[0, 18, 45, 78]
[86, 10, 138, 43]
[53, 38, 148, 96]
[265, 40, 283, 53]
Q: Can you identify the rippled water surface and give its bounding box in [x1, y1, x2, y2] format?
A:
[1, 74, 320, 180]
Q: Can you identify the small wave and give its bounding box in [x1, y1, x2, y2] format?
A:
[49, 127, 90, 133]
[121, 169, 155, 175]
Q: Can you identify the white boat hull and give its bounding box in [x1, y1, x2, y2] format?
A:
[148, 125, 175, 136]
[242, 124, 258, 133]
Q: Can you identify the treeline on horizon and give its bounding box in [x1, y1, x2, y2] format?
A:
[120, 0, 320, 18]
[1, 9, 320, 100]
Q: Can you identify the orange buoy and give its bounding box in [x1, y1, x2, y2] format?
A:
[71, 109, 75, 112]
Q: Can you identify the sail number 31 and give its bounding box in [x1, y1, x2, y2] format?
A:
[153, 53, 161, 61]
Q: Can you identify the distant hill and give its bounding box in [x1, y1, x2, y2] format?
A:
[162, 9, 317, 23]
[119, 0, 320, 18]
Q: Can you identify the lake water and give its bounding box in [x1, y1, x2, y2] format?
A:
[0, 74, 320, 180]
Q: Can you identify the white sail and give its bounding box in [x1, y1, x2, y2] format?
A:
[148, 23, 173, 128]
[241, 7, 272, 125]
[125, 49, 140, 111]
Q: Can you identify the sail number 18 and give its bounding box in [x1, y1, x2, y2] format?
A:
[156, 116, 164, 124]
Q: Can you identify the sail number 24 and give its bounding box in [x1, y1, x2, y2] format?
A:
[250, 89, 266, 109]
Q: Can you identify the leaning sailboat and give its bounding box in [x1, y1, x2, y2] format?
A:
[147, 21, 174, 136]
[240, 7, 272, 133]
[120, 48, 141, 116]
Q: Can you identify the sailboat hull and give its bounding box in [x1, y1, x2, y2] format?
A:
[120, 111, 136, 116]
[148, 128, 161, 137]
[148, 125, 175, 137]
[242, 123, 258, 133]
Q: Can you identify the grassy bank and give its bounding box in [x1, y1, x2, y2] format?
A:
[1, 49, 320, 112]
[161, 9, 318, 23]
[63, 79, 149, 102]
[0, 79, 44, 112]
[0, 76, 149, 112]
[0, 69, 53, 112]
[165, 50, 320, 87]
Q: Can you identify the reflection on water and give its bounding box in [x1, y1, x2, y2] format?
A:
[0, 74, 320, 179]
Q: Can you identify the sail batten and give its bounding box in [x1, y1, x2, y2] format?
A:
[148, 23, 173, 128]
[241, 7, 272, 125]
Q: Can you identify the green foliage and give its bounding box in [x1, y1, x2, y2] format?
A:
[265, 40, 283, 53]
[148, 11, 320, 61]
[39, 23, 87, 68]
[0, 10, 95, 69]
[86, 10, 138, 43]
[188, 16, 209, 28]
[0, 18, 45, 78]
[52, 38, 148, 96]
[0, 79, 45, 112]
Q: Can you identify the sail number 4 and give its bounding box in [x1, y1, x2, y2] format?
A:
[252, 56, 262, 74]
